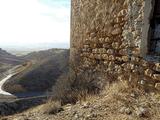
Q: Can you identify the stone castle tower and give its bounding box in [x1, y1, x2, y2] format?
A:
[70, 0, 160, 90]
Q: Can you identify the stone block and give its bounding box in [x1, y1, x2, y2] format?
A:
[140, 60, 148, 67]
[105, 37, 111, 43]
[119, 49, 128, 55]
[112, 42, 120, 49]
[99, 38, 105, 43]
[155, 63, 160, 72]
[103, 43, 110, 48]
[131, 56, 140, 62]
[155, 83, 160, 90]
[92, 48, 98, 53]
[111, 28, 122, 35]
[122, 56, 129, 62]
[89, 53, 94, 59]
[99, 48, 107, 53]
[108, 61, 115, 68]
[145, 69, 153, 77]
[107, 49, 114, 54]
[102, 54, 108, 60]
[108, 55, 115, 61]
[115, 17, 124, 23]
[116, 57, 123, 62]
[118, 9, 128, 17]
[153, 74, 160, 81]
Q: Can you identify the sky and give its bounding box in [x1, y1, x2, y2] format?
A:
[0, 0, 70, 49]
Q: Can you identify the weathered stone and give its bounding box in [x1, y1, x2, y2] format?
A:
[126, 63, 135, 70]
[103, 43, 110, 48]
[141, 60, 148, 67]
[115, 17, 124, 23]
[112, 42, 120, 49]
[115, 65, 123, 74]
[131, 56, 140, 62]
[118, 9, 128, 17]
[105, 37, 110, 43]
[153, 74, 160, 81]
[111, 28, 122, 35]
[116, 57, 123, 62]
[102, 54, 108, 60]
[122, 56, 129, 62]
[99, 38, 105, 43]
[132, 48, 140, 55]
[108, 61, 115, 68]
[99, 48, 107, 53]
[155, 63, 160, 72]
[89, 53, 94, 59]
[108, 55, 115, 61]
[145, 69, 153, 77]
[119, 49, 128, 55]
[155, 83, 160, 90]
[107, 49, 114, 55]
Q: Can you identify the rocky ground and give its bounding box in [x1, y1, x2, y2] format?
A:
[1, 81, 160, 120]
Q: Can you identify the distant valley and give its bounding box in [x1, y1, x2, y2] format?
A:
[0, 48, 69, 97]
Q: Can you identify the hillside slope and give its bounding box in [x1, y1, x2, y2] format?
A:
[0, 48, 22, 64]
[3, 49, 69, 93]
[3, 81, 160, 120]
[0, 48, 23, 73]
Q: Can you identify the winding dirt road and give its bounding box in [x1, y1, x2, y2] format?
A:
[0, 74, 14, 95]
[0, 65, 23, 96]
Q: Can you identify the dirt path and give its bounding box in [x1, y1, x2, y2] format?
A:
[0, 74, 14, 95]
[0, 64, 24, 96]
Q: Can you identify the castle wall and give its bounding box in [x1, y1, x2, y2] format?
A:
[71, 0, 160, 90]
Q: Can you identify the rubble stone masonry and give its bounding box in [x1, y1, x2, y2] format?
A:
[70, 0, 160, 91]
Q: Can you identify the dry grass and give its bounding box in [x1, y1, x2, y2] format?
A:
[27, 100, 63, 115]
[3, 80, 160, 120]
[99, 81, 160, 120]
[47, 70, 160, 120]
[42, 101, 63, 115]
[51, 70, 102, 105]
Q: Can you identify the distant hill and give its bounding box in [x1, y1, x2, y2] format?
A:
[0, 48, 23, 73]
[1, 42, 69, 56]
[4, 48, 70, 94]
[0, 48, 23, 65]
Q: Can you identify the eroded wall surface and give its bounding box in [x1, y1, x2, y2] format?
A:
[71, 0, 160, 90]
